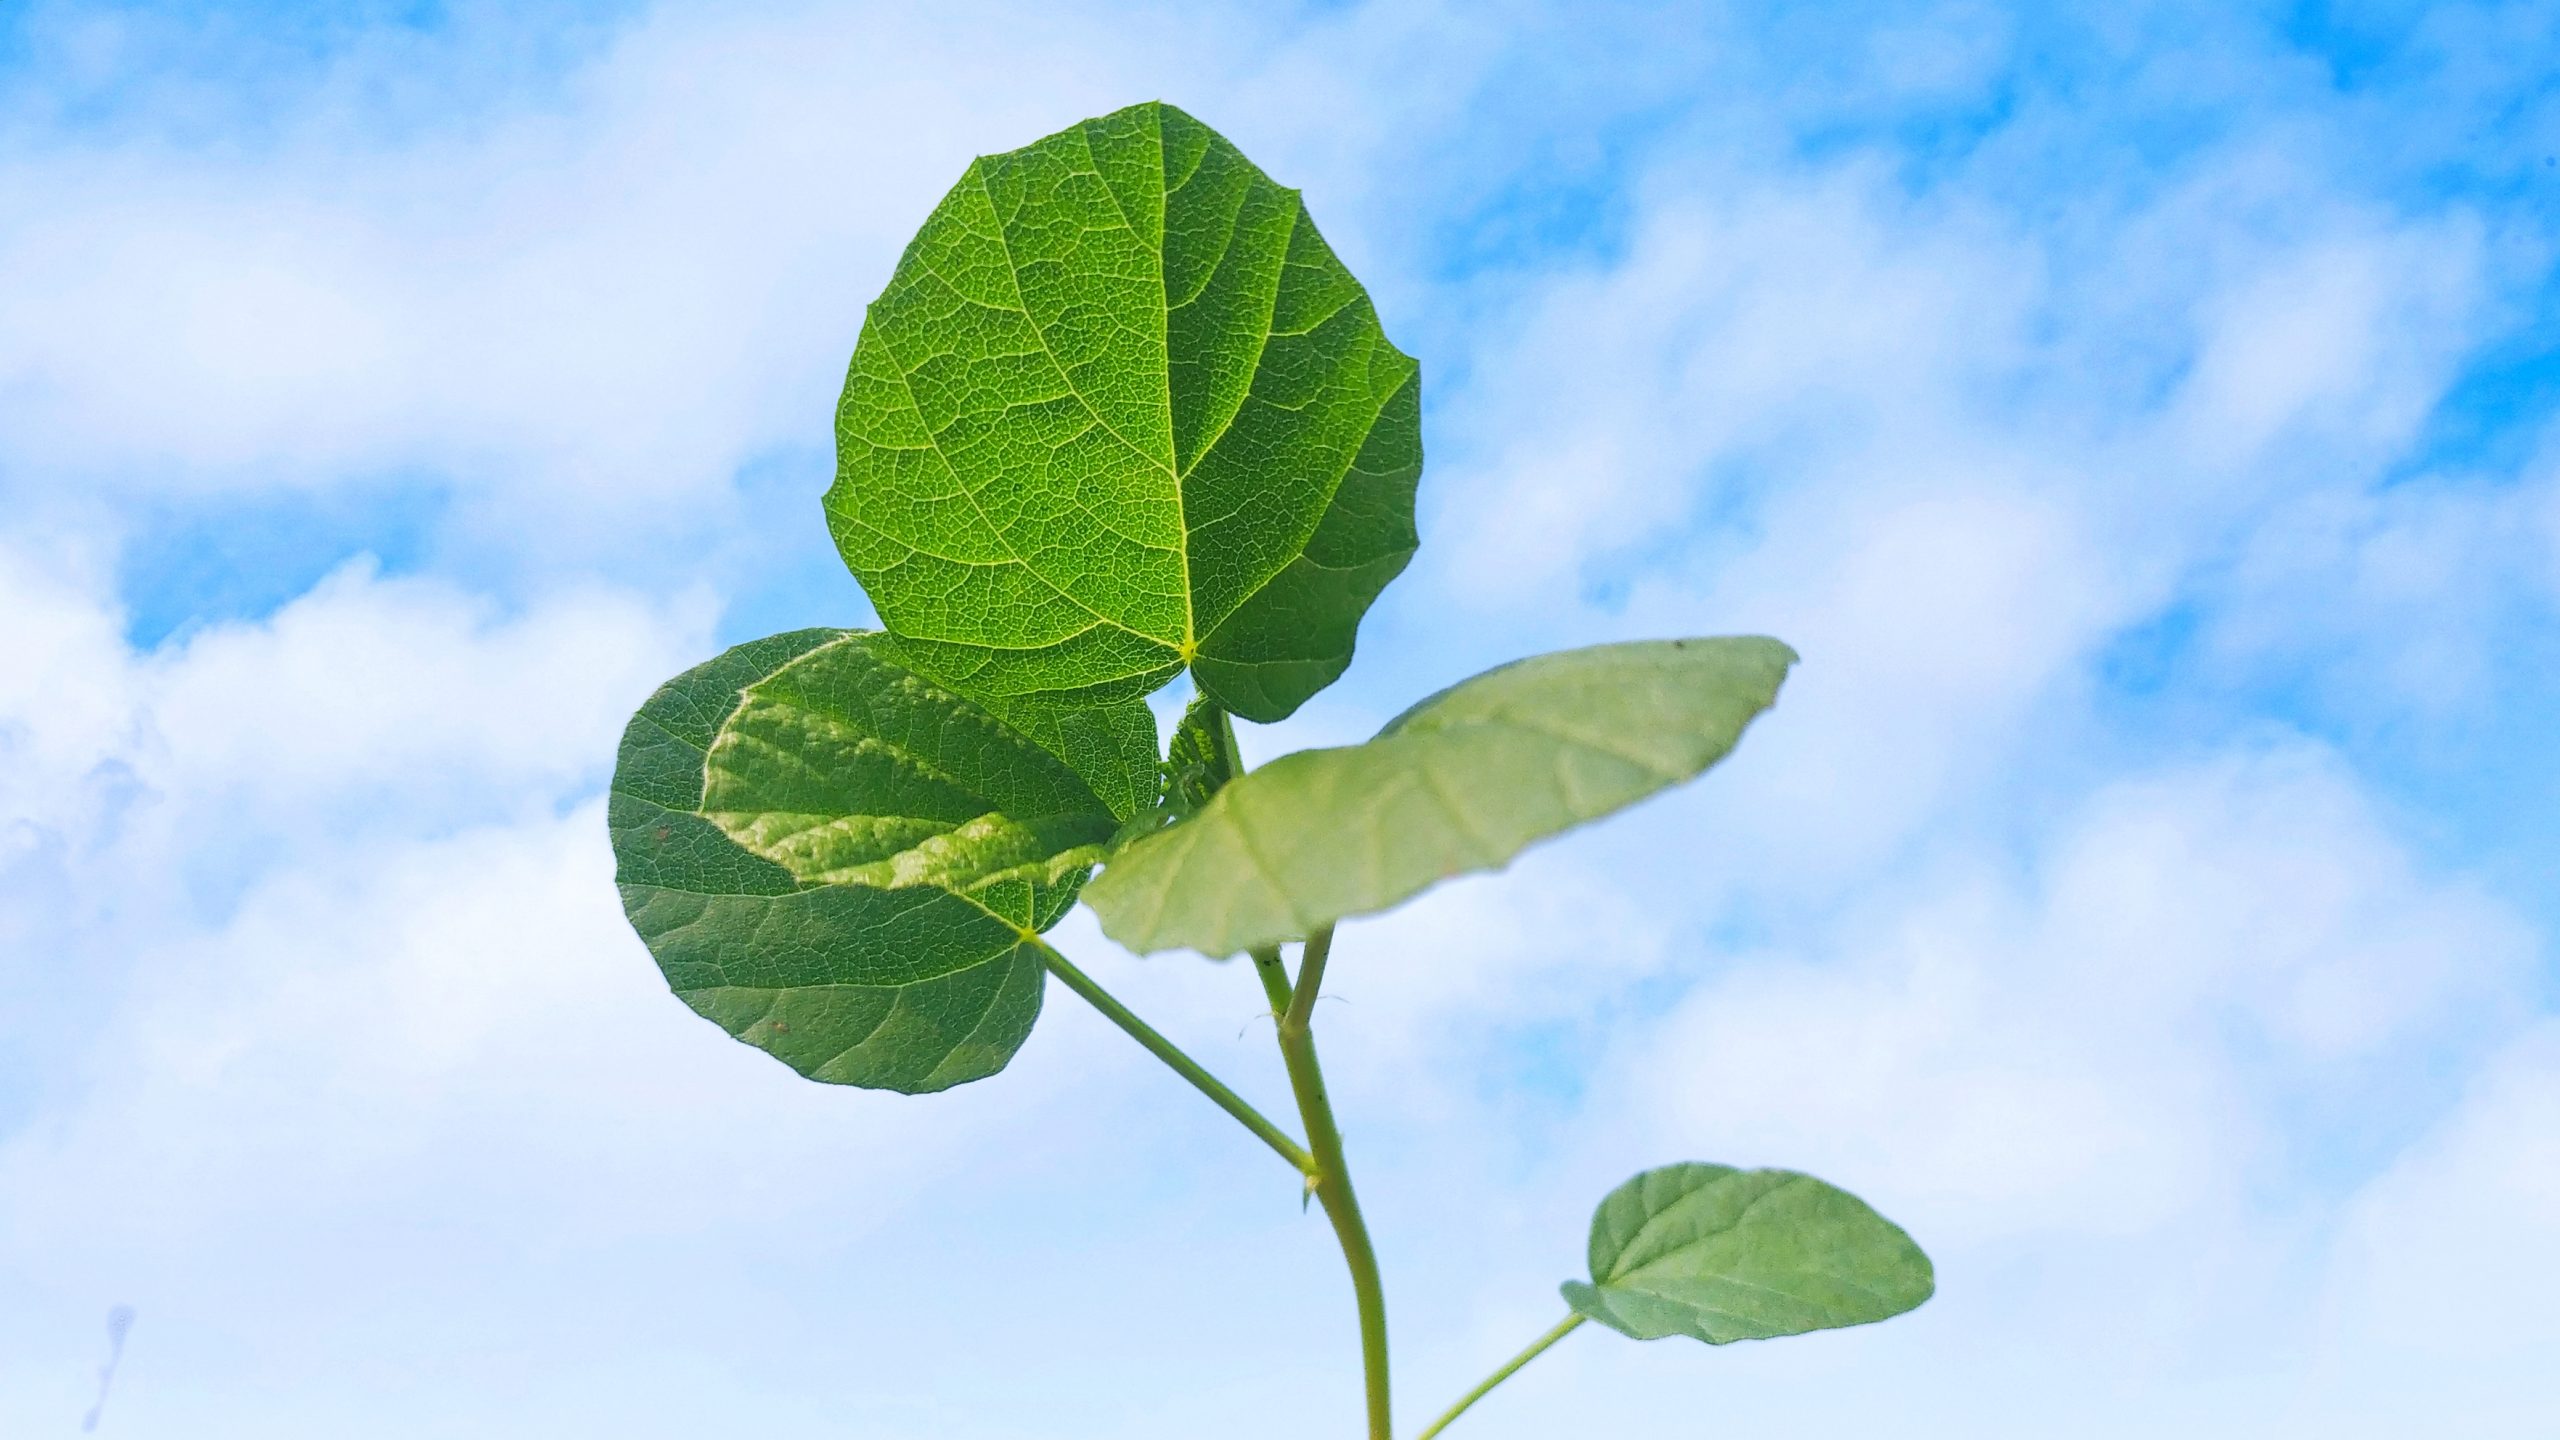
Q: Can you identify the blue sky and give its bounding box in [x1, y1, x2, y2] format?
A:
[3, 1, 2558, 1435]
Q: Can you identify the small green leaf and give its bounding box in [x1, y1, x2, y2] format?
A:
[1562, 1164, 1933, 1345]
[608, 630, 1149, 1093]
[828, 100, 1422, 728]
[1163, 694, 1239, 812]
[1081, 636, 1796, 956]
[1165, 694, 1234, 792]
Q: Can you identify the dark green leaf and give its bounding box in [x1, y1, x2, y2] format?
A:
[1562, 1164, 1934, 1345]
[828, 100, 1422, 728]
[608, 631, 1148, 1092]
[1081, 637, 1796, 956]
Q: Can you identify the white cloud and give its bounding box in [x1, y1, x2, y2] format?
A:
[0, 3, 1232, 527]
[145, 560, 700, 816]
[2176, 236, 2445, 464]
[1431, 165, 2042, 608]
[1642, 482, 2122, 887]
[2255, 1013, 2560, 1435]
[0, 805, 1042, 1273]
[0, 0, 1565, 546]
[2195, 466, 2560, 725]
[1595, 743, 2534, 1243]
[0, 535, 135, 856]
[0, 542, 710, 856]
[2317, 1023, 2560, 1406]
[0, 535, 715, 1218]
[1428, 135, 2490, 618]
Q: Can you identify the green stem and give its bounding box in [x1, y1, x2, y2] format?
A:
[1273, 925, 1392, 1439]
[1227, 730, 1295, 1034]
[1412, 1314, 1585, 1440]
[1251, 945, 1294, 1017]
[1037, 941, 1315, 1178]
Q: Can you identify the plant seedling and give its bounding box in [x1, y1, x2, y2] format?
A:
[608, 101, 1931, 1438]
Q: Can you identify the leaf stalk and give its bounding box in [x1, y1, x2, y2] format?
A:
[1251, 944, 1295, 1019]
[1412, 1313, 1585, 1439]
[1036, 941, 1315, 1177]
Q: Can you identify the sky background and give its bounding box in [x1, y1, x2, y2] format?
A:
[3, 1, 2558, 1435]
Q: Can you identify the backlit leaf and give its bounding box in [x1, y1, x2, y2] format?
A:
[1081, 637, 1796, 956]
[1562, 1164, 1934, 1345]
[828, 100, 1422, 729]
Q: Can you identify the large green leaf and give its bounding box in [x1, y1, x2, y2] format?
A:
[608, 630, 1149, 1093]
[1562, 1164, 1934, 1345]
[828, 100, 1422, 729]
[1081, 637, 1796, 957]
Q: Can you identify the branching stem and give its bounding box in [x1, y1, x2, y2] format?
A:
[1214, 710, 1388, 1433]
[1273, 924, 1392, 1439]
[1036, 941, 1315, 1177]
[1413, 1313, 1586, 1439]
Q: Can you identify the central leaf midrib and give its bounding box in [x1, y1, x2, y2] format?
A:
[1171, 202, 1294, 483]
[974, 155, 1192, 656]
[862, 340, 1169, 662]
[1164, 170, 1304, 651]
[975, 165, 1173, 486]
[1150, 109, 1195, 654]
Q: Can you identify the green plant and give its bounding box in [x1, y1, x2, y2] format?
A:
[607, 101, 1931, 1437]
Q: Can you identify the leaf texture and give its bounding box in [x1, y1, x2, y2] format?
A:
[828, 100, 1422, 728]
[608, 630, 1148, 1092]
[1081, 637, 1797, 956]
[1561, 1164, 1934, 1345]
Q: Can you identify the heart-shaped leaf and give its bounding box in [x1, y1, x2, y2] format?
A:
[828, 100, 1422, 728]
[1562, 1164, 1933, 1345]
[1081, 637, 1796, 956]
[608, 630, 1151, 1092]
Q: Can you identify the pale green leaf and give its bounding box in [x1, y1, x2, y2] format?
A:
[608, 630, 1146, 1093]
[828, 100, 1422, 729]
[1081, 637, 1796, 957]
[1562, 1164, 1933, 1345]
